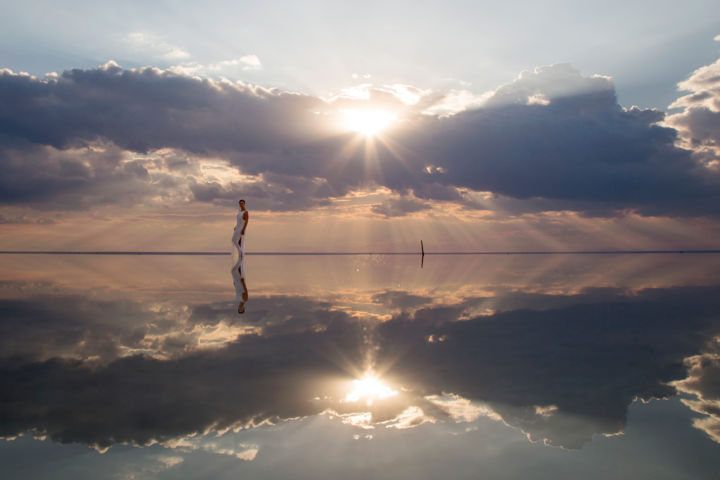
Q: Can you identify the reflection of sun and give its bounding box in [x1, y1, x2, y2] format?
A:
[343, 109, 396, 136]
[344, 374, 398, 405]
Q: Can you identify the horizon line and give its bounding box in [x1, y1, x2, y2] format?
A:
[1, 250, 720, 256]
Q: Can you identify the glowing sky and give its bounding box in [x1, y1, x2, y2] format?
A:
[1, 0, 720, 251]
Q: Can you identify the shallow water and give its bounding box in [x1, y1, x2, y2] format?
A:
[1, 253, 720, 479]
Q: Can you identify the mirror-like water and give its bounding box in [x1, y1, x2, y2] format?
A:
[1, 253, 719, 479]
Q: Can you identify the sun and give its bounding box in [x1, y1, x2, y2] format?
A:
[343, 109, 396, 136]
[344, 374, 398, 406]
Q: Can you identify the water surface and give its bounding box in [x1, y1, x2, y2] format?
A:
[1, 253, 719, 479]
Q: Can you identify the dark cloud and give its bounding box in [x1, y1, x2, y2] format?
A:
[371, 196, 429, 218]
[371, 290, 431, 309]
[0, 213, 54, 224]
[188, 174, 334, 212]
[2, 284, 720, 450]
[410, 91, 719, 216]
[2, 61, 719, 216]
[0, 139, 178, 210]
[0, 63, 323, 154]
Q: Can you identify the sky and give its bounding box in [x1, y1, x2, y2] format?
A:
[1, 0, 720, 252]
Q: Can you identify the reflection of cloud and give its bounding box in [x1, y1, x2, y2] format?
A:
[2, 284, 720, 450]
[672, 350, 720, 443]
[377, 286, 720, 448]
[0, 292, 358, 362]
[115, 454, 184, 480]
[371, 290, 431, 310]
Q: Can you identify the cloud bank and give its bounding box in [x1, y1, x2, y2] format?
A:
[1, 57, 719, 217]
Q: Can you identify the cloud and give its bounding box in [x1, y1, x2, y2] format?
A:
[1, 60, 719, 216]
[0, 140, 182, 210]
[371, 195, 429, 217]
[125, 32, 190, 60]
[405, 63, 720, 217]
[0, 214, 54, 224]
[237, 55, 262, 71]
[169, 55, 263, 77]
[666, 57, 720, 169]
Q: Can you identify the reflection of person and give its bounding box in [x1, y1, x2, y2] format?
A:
[232, 199, 249, 257]
[232, 256, 249, 314]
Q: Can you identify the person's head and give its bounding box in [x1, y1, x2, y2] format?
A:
[239, 199, 246, 209]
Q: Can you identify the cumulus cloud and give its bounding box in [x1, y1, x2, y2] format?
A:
[1, 60, 719, 216]
[407, 64, 720, 217]
[0, 140, 180, 210]
[666, 56, 720, 169]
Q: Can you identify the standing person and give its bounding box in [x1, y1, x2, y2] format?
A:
[233, 199, 249, 258]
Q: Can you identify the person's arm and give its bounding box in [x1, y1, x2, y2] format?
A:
[241, 211, 249, 235]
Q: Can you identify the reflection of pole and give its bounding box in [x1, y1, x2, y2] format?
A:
[420, 240, 425, 268]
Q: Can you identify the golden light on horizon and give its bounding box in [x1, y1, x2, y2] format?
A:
[343, 109, 396, 136]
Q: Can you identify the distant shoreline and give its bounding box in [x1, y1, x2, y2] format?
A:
[1, 250, 720, 256]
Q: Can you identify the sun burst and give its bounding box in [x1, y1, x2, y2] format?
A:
[343, 109, 396, 136]
[344, 374, 398, 405]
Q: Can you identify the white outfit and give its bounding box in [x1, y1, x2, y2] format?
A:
[230, 208, 249, 313]
[231, 256, 248, 313]
[232, 210, 248, 257]
[232, 256, 246, 296]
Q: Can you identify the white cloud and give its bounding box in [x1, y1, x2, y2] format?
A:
[125, 32, 190, 60]
[169, 55, 263, 77]
[238, 55, 262, 70]
[665, 56, 720, 169]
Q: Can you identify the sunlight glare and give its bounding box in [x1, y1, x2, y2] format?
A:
[343, 109, 396, 136]
[344, 374, 398, 405]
